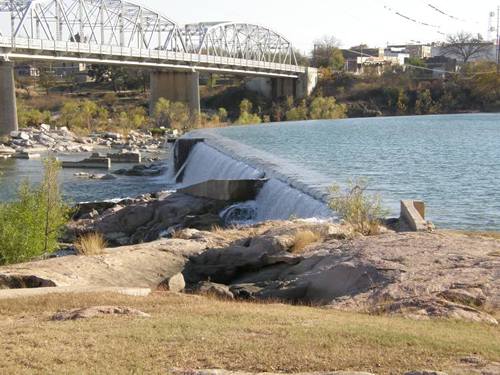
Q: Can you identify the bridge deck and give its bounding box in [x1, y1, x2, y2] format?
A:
[0, 37, 304, 78]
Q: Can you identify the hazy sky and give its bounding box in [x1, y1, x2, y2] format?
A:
[142, 0, 498, 53]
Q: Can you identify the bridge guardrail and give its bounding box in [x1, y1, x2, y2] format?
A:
[0, 37, 306, 74]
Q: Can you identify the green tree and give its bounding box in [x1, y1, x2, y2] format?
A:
[59, 100, 108, 134]
[309, 96, 347, 120]
[38, 69, 57, 95]
[0, 158, 71, 265]
[235, 99, 262, 125]
[396, 90, 409, 115]
[285, 100, 309, 121]
[415, 89, 433, 115]
[217, 108, 228, 122]
[153, 98, 191, 130]
[17, 103, 51, 128]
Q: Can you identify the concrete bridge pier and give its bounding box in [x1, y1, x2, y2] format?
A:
[0, 61, 18, 137]
[150, 70, 200, 116]
[246, 67, 318, 102]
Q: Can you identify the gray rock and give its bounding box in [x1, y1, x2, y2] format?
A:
[161, 273, 185, 293]
[194, 281, 234, 300]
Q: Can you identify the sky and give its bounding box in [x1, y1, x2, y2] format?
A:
[142, 0, 499, 53]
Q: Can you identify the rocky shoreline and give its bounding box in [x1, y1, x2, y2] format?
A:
[0, 124, 177, 158]
[0, 189, 498, 327]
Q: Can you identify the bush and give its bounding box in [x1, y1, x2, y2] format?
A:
[17, 104, 51, 128]
[235, 99, 261, 125]
[153, 98, 191, 130]
[329, 178, 388, 236]
[59, 100, 109, 134]
[309, 96, 347, 120]
[75, 232, 107, 256]
[0, 158, 72, 265]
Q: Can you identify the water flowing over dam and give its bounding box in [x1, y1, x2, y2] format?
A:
[178, 140, 333, 221]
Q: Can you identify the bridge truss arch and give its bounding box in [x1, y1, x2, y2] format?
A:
[0, 0, 185, 50]
[183, 22, 297, 66]
[0, 0, 304, 77]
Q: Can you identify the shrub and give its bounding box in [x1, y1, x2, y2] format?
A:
[0, 158, 71, 265]
[285, 100, 308, 121]
[235, 99, 261, 125]
[329, 178, 388, 236]
[17, 104, 51, 128]
[74, 232, 107, 256]
[291, 230, 322, 253]
[59, 100, 109, 134]
[153, 98, 191, 130]
[309, 96, 347, 120]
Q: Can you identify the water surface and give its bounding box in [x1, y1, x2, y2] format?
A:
[213, 114, 500, 230]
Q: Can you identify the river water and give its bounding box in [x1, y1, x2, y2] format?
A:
[1, 113, 498, 230]
[208, 113, 500, 231]
[0, 152, 172, 204]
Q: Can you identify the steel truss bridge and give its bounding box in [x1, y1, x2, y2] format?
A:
[0, 0, 304, 78]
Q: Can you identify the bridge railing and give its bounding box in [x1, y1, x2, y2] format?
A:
[0, 36, 305, 74]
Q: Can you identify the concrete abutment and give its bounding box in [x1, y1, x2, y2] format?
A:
[150, 70, 200, 116]
[246, 67, 318, 101]
[0, 61, 18, 137]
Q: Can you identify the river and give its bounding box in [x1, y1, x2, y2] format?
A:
[1, 113, 498, 230]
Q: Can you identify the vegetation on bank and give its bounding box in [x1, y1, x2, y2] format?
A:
[0, 158, 71, 265]
[0, 292, 498, 374]
[329, 178, 388, 235]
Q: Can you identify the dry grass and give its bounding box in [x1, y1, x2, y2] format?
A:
[0, 292, 498, 375]
[291, 230, 323, 253]
[74, 232, 107, 256]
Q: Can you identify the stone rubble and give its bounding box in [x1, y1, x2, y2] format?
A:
[0, 125, 177, 157]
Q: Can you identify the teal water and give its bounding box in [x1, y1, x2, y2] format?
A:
[0, 153, 171, 203]
[213, 114, 500, 231]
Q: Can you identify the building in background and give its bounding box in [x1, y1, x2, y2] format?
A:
[14, 64, 40, 77]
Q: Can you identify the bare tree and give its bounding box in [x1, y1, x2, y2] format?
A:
[441, 32, 493, 64]
[311, 35, 344, 70]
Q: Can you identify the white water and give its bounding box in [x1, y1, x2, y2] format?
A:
[181, 143, 264, 186]
[178, 141, 333, 221]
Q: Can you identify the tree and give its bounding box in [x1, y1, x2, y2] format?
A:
[312, 35, 344, 70]
[38, 69, 57, 95]
[0, 157, 71, 265]
[235, 99, 261, 125]
[59, 100, 108, 134]
[153, 98, 191, 130]
[441, 32, 492, 65]
[285, 100, 308, 121]
[396, 89, 409, 115]
[415, 89, 433, 115]
[309, 96, 347, 120]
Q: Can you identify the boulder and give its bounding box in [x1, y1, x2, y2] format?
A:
[160, 273, 186, 293]
[193, 281, 234, 300]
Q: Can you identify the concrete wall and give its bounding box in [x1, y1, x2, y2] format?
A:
[150, 70, 200, 115]
[246, 68, 318, 101]
[179, 179, 267, 202]
[0, 62, 18, 137]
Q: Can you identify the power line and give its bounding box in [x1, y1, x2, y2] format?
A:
[426, 3, 480, 24]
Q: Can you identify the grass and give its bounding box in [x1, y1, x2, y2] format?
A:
[291, 230, 322, 253]
[0, 292, 498, 375]
[74, 233, 107, 256]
